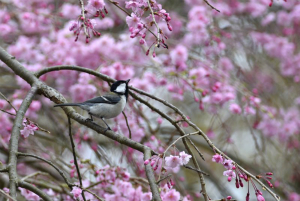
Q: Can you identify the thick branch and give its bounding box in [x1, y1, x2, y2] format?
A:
[0, 47, 39, 85]
[8, 85, 38, 198]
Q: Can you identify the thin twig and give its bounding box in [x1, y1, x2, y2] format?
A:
[130, 176, 149, 184]
[186, 137, 205, 161]
[164, 131, 199, 155]
[0, 108, 16, 116]
[78, 0, 89, 38]
[21, 171, 49, 181]
[203, 0, 220, 12]
[122, 111, 132, 139]
[156, 174, 171, 184]
[0, 189, 17, 201]
[147, 0, 160, 42]
[107, 0, 158, 39]
[183, 165, 209, 176]
[17, 152, 74, 188]
[82, 188, 105, 201]
[67, 116, 87, 201]
[0, 91, 17, 113]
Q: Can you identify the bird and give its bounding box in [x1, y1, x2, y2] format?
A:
[54, 79, 130, 131]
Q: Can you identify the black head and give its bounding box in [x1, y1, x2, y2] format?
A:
[110, 79, 130, 99]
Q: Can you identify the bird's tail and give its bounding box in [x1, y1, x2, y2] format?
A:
[54, 103, 81, 107]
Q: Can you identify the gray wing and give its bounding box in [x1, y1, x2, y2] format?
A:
[83, 94, 121, 105]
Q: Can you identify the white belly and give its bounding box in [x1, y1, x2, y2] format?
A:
[82, 96, 126, 119]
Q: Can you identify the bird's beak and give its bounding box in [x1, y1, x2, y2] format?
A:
[126, 79, 130, 84]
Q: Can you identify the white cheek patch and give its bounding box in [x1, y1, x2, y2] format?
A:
[115, 83, 126, 93]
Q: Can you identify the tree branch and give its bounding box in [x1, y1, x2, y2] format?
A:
[0, 189, 17, 201]
[16, 152, 74, 188]
[67, 116, 87, 201]
[7, 84, 38, 198]
[144, 149, 161, 201]
[18, 180, 53, 201]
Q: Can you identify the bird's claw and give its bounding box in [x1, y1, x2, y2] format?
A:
[104, 126, 111, 134]
[85, 118, 93, 122]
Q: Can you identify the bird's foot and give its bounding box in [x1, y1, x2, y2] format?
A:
[85, 118, 93, 122]
[104, 126, 111, 134]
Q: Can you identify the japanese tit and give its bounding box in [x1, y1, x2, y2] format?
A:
[54, 79, 130, 130]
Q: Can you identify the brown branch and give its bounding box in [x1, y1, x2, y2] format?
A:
[67, 116, 87, 201]
[82, 188, 105, 201]
[18, 180, 52, 201]
[0, 91, 17, 113]
[21, 171, 49, 181]
[183, 165, 209, 176]
[144, 149, 161, 201]
[122, 111, 132, 139]
[163, 131, 199, 154]
[147, 0, 160, 42]
[16, 152, 74, 188]
[0, 189, 17, 201]
[203, 0, 220, 12]
[7, 85, 38, 198]
[156, 174, 171, 184]
[78, 0, 89, 38]
[0, 108, 16, 116]
[186, 137, 205, 161]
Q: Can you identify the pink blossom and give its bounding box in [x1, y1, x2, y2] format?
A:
[261, 12, 275, 26]
[60, 3, 81, 19]
[229, 103, 242, 114]
[20, 120, 38, 138]
[88, 0, 105, 10]
[162, 189, 180, 201]
[219, 57, 234, 73]
[71, 187, 82, 198]
[288, 192, 300, 201]
[144, 159, 150, 165]
[3, 187, 9, 193]
[165, 155, 181, 168]
[212, 154, 223, 164]
[223, 170, 236, 182]
[70, 83, 97, 103]
[19, 187, 40, 201]
[170, 45, 188, 68]
[244, 106, 256, 115]
[142, 192, 152, 201]
[223, 159, 234, 170]
[256, 194, 265, 201]
[126, 13, 141, 29]
[179, 151, 192, 165]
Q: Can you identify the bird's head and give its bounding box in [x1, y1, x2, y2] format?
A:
[110, 79, 130, 99]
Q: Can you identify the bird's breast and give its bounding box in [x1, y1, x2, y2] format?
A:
[88, 95, 126, 119]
